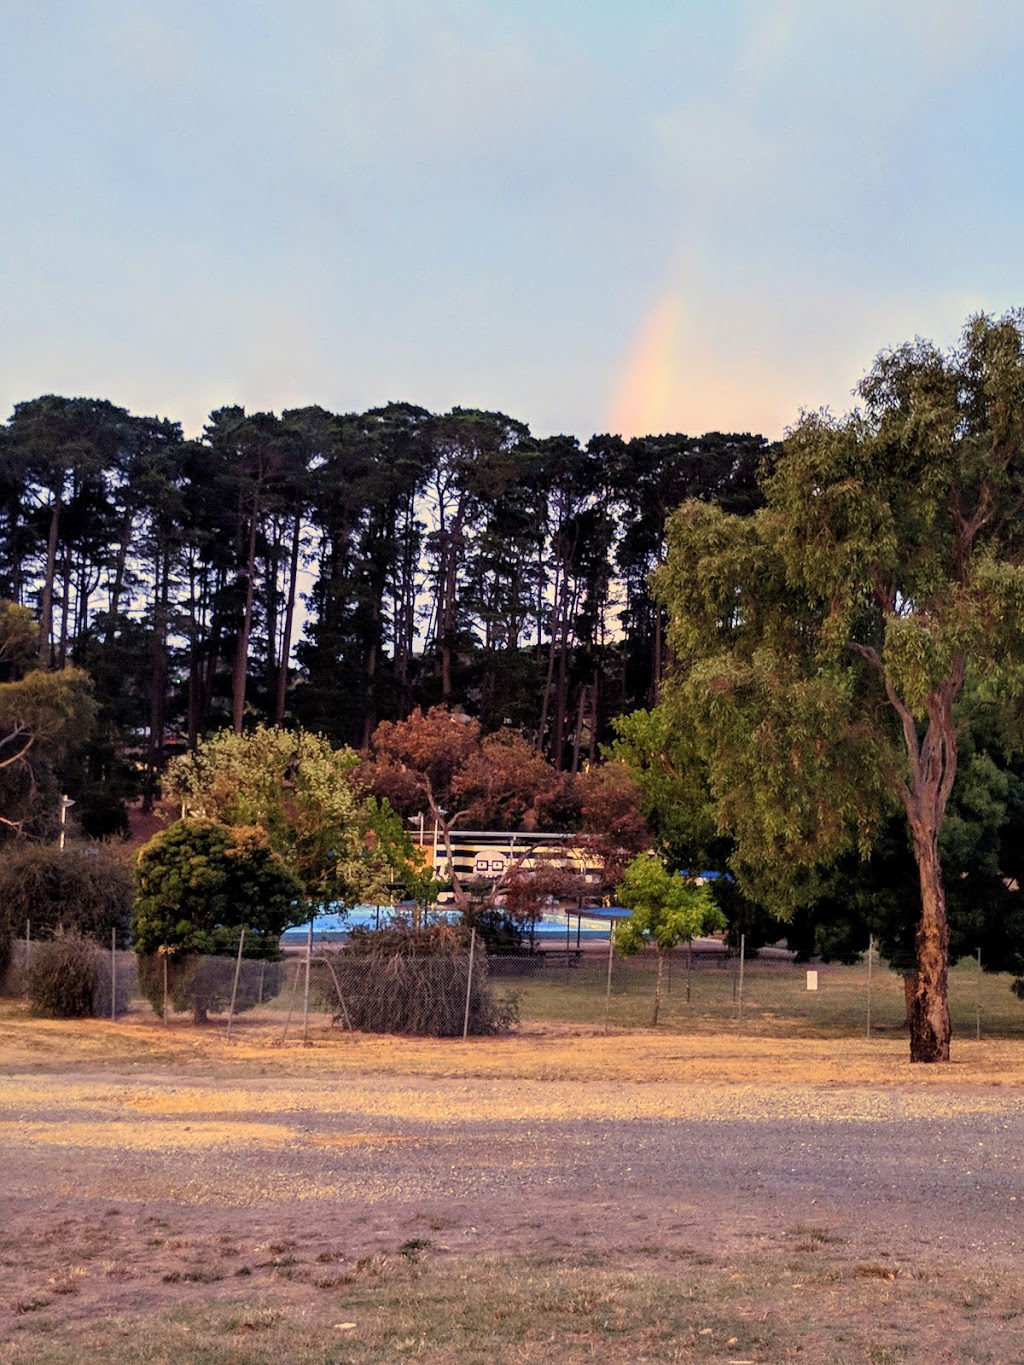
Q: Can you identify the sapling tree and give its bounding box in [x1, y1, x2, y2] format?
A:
[614, 853, 724, 1026]
[132, 818, 304, 1022]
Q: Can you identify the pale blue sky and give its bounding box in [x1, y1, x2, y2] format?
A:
[2, 1, 1023, 440]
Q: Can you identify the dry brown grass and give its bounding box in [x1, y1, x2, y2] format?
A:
[3, 1245, 1023, 1363]
[4, 1002, 1024, 1363]
[3, 999, 1024, 1089]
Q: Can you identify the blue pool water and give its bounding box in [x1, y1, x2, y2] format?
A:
[279, 905, 624, 945]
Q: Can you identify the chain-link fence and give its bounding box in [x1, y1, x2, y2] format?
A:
[497, 941, 1024, 1038]
[3, 934, 1022, 1038]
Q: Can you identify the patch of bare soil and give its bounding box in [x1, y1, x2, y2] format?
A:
[2, 1009, 1024, 1361]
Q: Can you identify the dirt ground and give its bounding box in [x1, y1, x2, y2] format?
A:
[3, 1008, 1024, 1362]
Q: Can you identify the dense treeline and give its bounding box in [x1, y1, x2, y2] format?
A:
[0, 393, 768, 813]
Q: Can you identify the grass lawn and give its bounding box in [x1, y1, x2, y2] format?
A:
[509, 953, 1024, 1039]
[7, 1247, 1023, 1364]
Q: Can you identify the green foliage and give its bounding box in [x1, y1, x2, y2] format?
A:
[164, 725, 398, 907]
[131, 818, 304, 956]
[0, 664, 97, 840]
[653, 314, 1024, 905]
[609, 708, 721, 870]
[0, 842, 133, 945]
[614, 854, 724, 955]
[0, 602, 36, 680]
[28, 934, 98, 1018]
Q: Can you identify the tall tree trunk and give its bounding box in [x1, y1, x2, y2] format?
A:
[274, 515, 302, 724]
[908, 828, 951, 1062]
[588, 676, 599, 766]
[856, 640, 964, 1063]
[38, 494, 61, 666]
[264, 536, 281, 702]
[570, 684, 586, 774]
[538, 562, 562, 755]
[58, 541, 72, 667]
[552, 585, 573, 769]
[231, 507, 259, 733]
[891, 675, 962, 1063]
[143, 549, 170, 814]
[362, 636, 378, 750]
[439, 529, 460, 702]
[106, 510, 133, 643]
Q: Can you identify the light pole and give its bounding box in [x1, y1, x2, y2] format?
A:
[59, 795, 75, 850]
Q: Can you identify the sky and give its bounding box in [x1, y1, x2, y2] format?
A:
[2, 0, 1024, 443]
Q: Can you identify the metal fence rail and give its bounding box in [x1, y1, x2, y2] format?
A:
[3, 934, 1021, 1039]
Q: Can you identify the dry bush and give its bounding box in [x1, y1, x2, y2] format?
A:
[28, 934, 99, 1017]
[329, 924, 518, 1036]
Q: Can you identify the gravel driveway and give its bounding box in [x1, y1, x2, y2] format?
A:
[4, 1065, 1022, 1283]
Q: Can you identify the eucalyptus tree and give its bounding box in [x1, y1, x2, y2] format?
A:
[654, 312, 1024, 1062]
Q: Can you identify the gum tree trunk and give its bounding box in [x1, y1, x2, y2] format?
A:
[854, 646, 964, 1063]
[908, 829, 951, 1062]
[894, 670, 962, 1063]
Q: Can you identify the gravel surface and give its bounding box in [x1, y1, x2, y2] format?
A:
[4, 1066, 1023, 1274]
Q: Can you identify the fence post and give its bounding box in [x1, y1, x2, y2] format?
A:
[603, 923, 615, 1033]
[686, 942, 692, 1004]
[866, 934, 874, 1040]
[736, 933, 745, 1029]
[111, 927, 117, 1022]
[281, 959, 303, 1042]
[976, 946, 982, 1042]
[226, 926, 246, 1041]
[301, 919, 313, 1045]
[162, 952, 169, 1026]
[462, 928, 477, 1040]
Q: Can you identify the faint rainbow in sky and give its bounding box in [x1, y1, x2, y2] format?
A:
[606, 291, 683, 438]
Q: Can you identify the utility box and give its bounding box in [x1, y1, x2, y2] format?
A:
[806, 970, 819, 991]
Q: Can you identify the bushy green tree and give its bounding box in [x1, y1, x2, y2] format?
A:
[614, 854, 725, 1025]
[132, 819, 303, 1022]
[133, 819, 304, 954]
[164, 725, 405, 910]
[655, 313, 1024, 1062]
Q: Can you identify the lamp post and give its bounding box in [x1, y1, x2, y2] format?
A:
[59, 795, 75, 850]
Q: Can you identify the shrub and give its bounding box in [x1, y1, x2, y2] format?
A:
[132, 819, 304, 955]
[0, 843, 133, 946]
[28, 935, 99, 1018]
[332, 922, 518, 1036]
